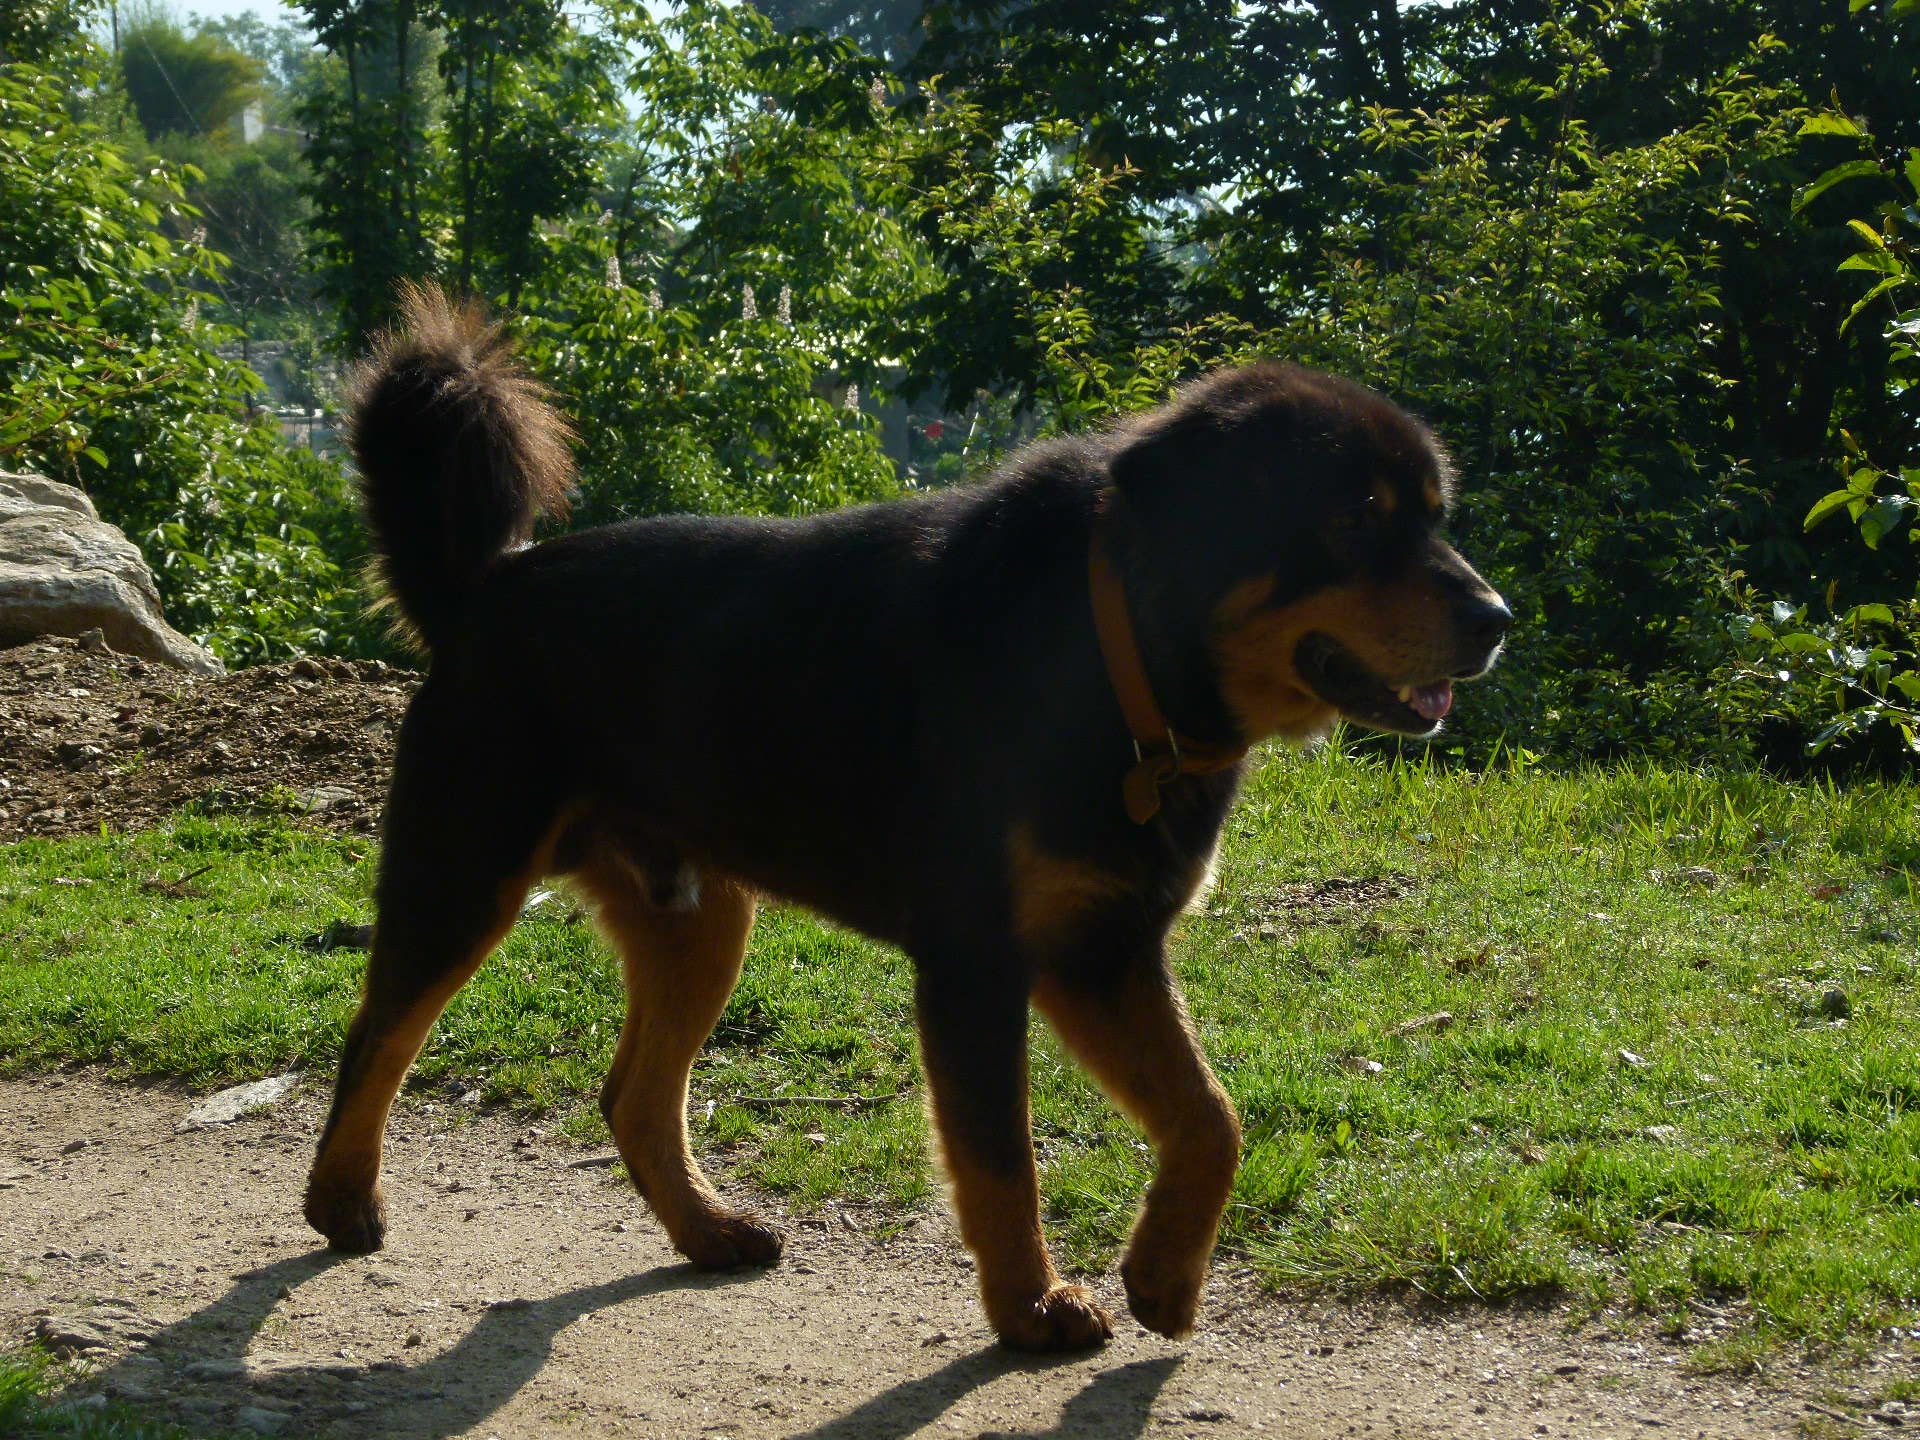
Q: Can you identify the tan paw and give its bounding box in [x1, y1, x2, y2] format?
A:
[304, 1174, 386, 1254]
[679, 1211, 785, 1271]
[993, 1284, 1115, 1352]
[1120, 1249, 1206, 1339]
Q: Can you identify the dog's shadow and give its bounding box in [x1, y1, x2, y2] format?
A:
[786, 1350, 1179, 1440]
[86, 1250, 1176, 1439]
[85, 1249, 759, 1437]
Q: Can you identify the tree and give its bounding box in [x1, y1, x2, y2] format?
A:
[296, 0, 443, 344]
[119, 15, 264, 139]
[749, 0, 927, 66]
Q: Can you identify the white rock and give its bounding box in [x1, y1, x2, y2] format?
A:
[179, 1073, 300, 1130]
[0, 472, 222, 674]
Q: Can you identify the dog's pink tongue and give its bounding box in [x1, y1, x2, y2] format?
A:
[1411, 681, 1453, 722]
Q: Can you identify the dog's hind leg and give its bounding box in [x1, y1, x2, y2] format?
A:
[304, 697, 557, 1253]
[1032, 963, 1240, 1340]
[572, 852, 782, 1271]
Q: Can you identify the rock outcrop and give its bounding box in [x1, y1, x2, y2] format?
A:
[0, 472, 222, 674]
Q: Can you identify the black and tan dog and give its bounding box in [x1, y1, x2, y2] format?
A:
[303, 286, 1510, 1351]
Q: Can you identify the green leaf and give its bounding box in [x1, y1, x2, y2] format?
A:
[1793, 160, 1886, 214]
[1847, 219, 1889, 250]
[1840, 250, 1904, 275]
[1859, 494, 1915, 549]
[1805, 489, 1858, 529]
[1849, 604, 1898, 624]
[1799, 113, 1865, 139]
[1840, 276, 1908, 335]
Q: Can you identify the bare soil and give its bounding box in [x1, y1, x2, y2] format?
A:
[3, 1075, 1906, 1439]
[0, 634, 418, 842]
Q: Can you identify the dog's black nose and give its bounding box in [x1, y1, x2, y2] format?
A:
[1459, 595, 1513, 646]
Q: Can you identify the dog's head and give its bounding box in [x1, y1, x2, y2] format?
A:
[1108, 363, 1510, 744]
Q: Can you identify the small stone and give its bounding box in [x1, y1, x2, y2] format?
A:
[1617, 1049, 1648, 1069]
[404, 1331, 423, 1348]
[183, 1357, 251, 1380]
[1392, 1011, 1453, 1037]
[76, 627, 109, 652]
[1182, 1407, 1231, 1423]
[299, 785, 358, 814]
[483, 1297, 532, 1311]
[179, 1073, 300, 1130]
[1816, 988, 1851, 1020]
[1642, 1125, 1679, 1142]
[919, 1330, 950, 1347]
[35, 1312, 122, 1355]
[1553, 1361, 1581, 1375]
[236, 1405, 292, 1434]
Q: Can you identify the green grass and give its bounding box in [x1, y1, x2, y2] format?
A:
[3, 748, 1917, 1362]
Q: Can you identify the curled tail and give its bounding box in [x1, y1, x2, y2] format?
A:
[348, 283, 573, 653]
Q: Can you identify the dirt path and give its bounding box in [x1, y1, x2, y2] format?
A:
[0, 1075, 1893, 1439]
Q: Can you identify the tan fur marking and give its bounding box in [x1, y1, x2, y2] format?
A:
[926, 1070, 1113, 1348]
[1373, 487, 1398, 517]
[576, 859, 779, 1269]
[305, 831, 561, 1247]
[1422, 474, 1444, 510]
[1008, 824, 1130, 952]
[1211, 574, 1460, 743]
[1032, 971, 1241, 1339]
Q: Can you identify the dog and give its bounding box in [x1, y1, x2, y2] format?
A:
[303, 285, 1510, 1351]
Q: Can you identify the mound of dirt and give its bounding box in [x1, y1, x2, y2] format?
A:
[0, 633, 419, 842]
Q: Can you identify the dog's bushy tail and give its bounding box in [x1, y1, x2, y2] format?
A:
[347, 283, 573, 653]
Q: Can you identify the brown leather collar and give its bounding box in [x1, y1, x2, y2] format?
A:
[1088, 512, 1247, 823]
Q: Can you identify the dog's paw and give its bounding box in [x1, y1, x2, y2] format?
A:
[304, 1176, 386, 1254]
[1120, 1250, 1206, 1339]
[681, 1211, 785, 1271]
[994, 1284, 1114, 1352]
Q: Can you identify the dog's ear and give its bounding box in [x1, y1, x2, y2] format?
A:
[1106, 415, 1216, 509]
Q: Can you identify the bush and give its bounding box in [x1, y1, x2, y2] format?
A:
[0, 53, 380, 664]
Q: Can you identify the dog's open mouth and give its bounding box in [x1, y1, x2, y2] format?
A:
[1295, 633, 1453, 736]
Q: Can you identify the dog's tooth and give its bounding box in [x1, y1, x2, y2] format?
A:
[1396, 685, 1413, 703]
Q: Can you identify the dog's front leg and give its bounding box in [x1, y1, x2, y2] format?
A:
[914, 960, 1114, 1351]
[1033, 961, 1241, 1339]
